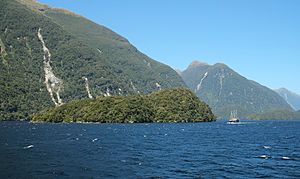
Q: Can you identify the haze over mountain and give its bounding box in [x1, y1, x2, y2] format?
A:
[0, 0, 185, 119]
[181, 61, 292, 119]
[275, 88, 300, 110]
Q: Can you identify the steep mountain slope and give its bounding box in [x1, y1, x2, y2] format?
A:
[0, 0, 185, 119]
[275, 88, 300, 110]
[32, 1, 185, 92]
[181, 61, 292, 118]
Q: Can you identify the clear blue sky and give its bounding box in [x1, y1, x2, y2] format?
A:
[38, 0, 300, 94]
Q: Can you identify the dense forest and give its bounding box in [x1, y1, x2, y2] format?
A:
[32, 88, 216, 123]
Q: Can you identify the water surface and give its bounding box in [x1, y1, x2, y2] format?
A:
[0, 120, 299, 178]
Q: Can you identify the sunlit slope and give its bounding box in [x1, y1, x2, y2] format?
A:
[0, 0, 185, 119]
[181, 61, 292, 119]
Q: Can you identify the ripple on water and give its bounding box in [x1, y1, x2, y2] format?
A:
[0, 120, 300, 178]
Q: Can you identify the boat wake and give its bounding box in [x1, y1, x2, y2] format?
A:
[227, 121, 246, 125]
[227, 122, 254, 125]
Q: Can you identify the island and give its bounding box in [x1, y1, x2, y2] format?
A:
[31, 88, 216, 123]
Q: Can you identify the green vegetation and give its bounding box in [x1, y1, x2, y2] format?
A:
[0, 0, 185, 120]
[181, 61, 293, 119]
[249, 109, 300, 120]
[39, 1, 186, 93]
[31, 88, 216, 123]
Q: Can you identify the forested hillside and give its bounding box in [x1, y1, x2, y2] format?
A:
[181, 61, 292, 119]
[0, 0, 185, 120]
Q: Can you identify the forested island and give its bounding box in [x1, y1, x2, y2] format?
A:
[31, 88, 216, 123]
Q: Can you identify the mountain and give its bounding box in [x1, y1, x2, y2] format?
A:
[32, 88, 216, 123]
[0, 0, 185, 120]
[181, 61, 293, 119]
[275, 88, 300, 110]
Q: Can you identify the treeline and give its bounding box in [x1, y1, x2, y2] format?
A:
[249, 109, 300, 120]
[31, 88, 216, 123]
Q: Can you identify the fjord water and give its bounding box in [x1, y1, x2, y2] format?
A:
[0, 121, 299, 178]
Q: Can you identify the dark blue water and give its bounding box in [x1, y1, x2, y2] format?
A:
[0, 120, 300, 178]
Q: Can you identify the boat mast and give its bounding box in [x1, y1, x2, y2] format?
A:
[234, 110, 238, 119]
[230, 110, 238, 119]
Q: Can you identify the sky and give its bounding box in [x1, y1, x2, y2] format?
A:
[38, 0, 300, 94]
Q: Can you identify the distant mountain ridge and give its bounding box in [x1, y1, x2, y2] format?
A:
[275, 88, 300, 110]
[181, 61, 293, 119]
[0, 0, 185, 119]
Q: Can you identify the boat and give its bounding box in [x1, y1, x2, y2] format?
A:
[228, 110, 239, 123]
